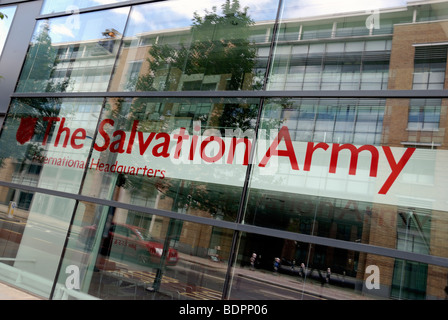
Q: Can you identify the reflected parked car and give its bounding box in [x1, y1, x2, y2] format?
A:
[78, 223, 178, 267]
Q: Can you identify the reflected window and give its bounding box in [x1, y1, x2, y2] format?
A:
[268, 41, 390, 90]
[391, 260, 428, 300]
[263, 98, 384, 144]
[413, 45, 447, 90]
[16, 8, 129, 93]
[110, 0, 279, 92]
[408, 99, 441, 131]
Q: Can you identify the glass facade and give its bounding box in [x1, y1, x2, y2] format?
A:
[0, 0, 448, 301]
[0, 5, 16, 57]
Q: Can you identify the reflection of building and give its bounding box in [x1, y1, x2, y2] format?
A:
[0, 0, 448, 301]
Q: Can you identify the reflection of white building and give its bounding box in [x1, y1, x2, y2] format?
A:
[50, 35, 121, 92]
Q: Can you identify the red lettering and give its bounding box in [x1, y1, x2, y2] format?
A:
[201, 136, 225, 163]
[54, 117, 71, 147]
[303, 142, 329, 171]
[70, 128, 86, 149]
[42, 117, 60, 145]
[379, 147, 415, 195]
[259, 126, 299, 170]
[173, 128, 189, 159]
[189, 135, 198, 160]
[109, 130, 126, 153]
[152, 133, 170, 158]
[138, 132, 156, 155]
[90, 158, 100, 169]
[126, 120, 139, 154]
[94, 119, 114, 152]
[227, 137, 251, 165]
[330, 144, 379, 177]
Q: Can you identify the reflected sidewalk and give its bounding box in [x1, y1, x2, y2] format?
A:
[0, 253, 379, 300]
[235, 267, 378, 300]
[178, 253, 380, 300]
[0, 282, 42, 300]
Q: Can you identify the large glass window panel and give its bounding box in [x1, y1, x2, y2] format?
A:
[413, 45, 447, 90]
[0, 6, 16, 57]
[80, 97, 260, 222]
[301, 23, 333, 40]
[0, 98, 103, 193]
[41, 0, 129, 14]
[271, 1, 448, 91]
[407, 99, 441, 131]
[361, 61, 389, 90]
[109, 0, 279, 92]
[258, 98, 384, 145]
[243, 98, 448, 260]
[229, 232, 448, 300]
[268, 37, 391, 91]
[16, 8, 129, 93]
[336, 18, 370, 38]
[0, 186, 76, 298]
[52, 202, 232, 300]
[416, 3, 448, 22]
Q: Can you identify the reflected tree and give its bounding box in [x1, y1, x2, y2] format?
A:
[16, 21, 68, 92]
[133, 0, 262, 132]
[134, 0, 260, 92]
[110, 0, 288, 222]
[105, 0, 261, 222]
[0, 12, 7, 80]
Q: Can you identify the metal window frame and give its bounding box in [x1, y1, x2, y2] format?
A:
[1, 179, 447, 270]
[11, 89, 448, 99]
[36, 0, 166, 19]
[4, 0, 448, 300]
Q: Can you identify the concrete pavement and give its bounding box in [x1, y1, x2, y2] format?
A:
[0, 281, 42, 300]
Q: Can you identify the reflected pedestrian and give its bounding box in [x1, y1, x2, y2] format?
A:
[299, 263, 306, 279]
[250, 253, 257, 270]
[326, 268, 331, 285]
[273, 257, 280, 274]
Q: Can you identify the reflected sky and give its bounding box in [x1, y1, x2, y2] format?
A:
[281, 0, 408, 19]
[40, 0, 421, 23]
[42, 0, 278, 43]
[0, 6, 17, 56]
[39, 7, 129, 44]
[125, 0, 279, 35]
[41, 0, 128, 14]
[39, 0, 434, 43]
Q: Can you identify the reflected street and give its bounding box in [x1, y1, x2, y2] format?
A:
[86, 251, 371, 300]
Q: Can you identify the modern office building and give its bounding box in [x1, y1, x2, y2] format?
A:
[0, 0, 447, 300]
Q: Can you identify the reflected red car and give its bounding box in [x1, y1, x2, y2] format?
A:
[79, 223, 178, 266]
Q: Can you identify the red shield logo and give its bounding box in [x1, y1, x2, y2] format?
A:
[16, 117, 38, 145]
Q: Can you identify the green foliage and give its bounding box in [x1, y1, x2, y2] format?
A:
[135, 0, 258, 92]
[16, 21, 65, 92]
[0, 12, 6, 79]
